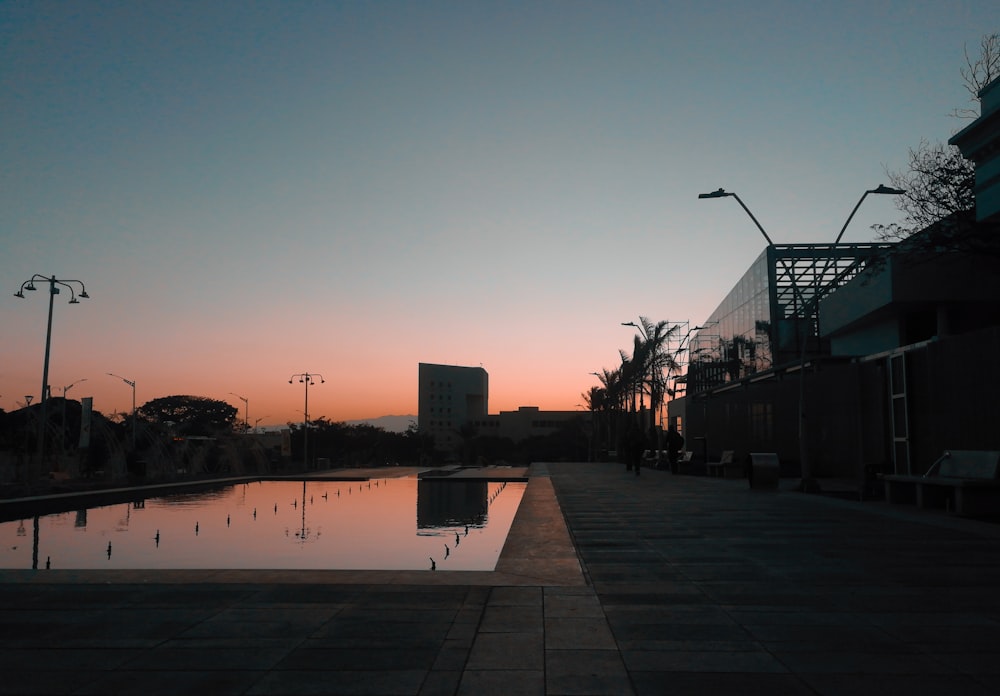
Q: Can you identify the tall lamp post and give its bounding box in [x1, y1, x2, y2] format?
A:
[697, 185, 903, 490]
[60, 378, 87, 454]
[289, 373, 324, 469]
[229, 392, 249, 433]
[107, 373, 137, 450]
[14, 274, 90, 469]
[621, 321, 649, 422]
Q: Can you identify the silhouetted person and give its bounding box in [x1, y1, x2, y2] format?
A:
[624, 421, 646, 477]
[666, 426, 684, 473]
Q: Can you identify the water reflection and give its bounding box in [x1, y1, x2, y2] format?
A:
[0, 477, 525, 571]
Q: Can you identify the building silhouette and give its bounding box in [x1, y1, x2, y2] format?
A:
[670, 76, 1000, 486]
[417, 363, 586, 454]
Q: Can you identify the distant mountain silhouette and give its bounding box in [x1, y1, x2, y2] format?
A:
[347, 414, 416, 433]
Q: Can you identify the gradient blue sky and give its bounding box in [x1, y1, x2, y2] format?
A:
[2, 1, 996, 425]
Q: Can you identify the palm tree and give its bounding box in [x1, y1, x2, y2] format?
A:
[591, 366, 627, 457]
[625, 317, 683, 430]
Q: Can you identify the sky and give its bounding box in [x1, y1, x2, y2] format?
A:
[2, 1, 996, 427]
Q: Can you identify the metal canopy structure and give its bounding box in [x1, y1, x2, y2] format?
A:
[687, 242, 894, 396]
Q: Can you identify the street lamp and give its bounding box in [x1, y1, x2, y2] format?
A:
[621, 321, 650, 418]
[254, 416, 270, 434]
[835, 185, 907, 244]
[698, 185, 904, 490]
[60, 378, 87, 454]
[14, 274, 90, 468]
[699, 188, 821, 488]
[107, 373, 136, 450]
[61, 378, 87, 398]
[697, 189, 775, 244]
[289, 373, 324, 469]
[229, 392, 249, 433]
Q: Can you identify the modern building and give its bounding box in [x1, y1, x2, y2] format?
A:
[683, 243, 892, 395]
[670, 74, 1000, 484]
[950, 75, 1000, 223]
[670, 233, 1000, 483]
[417, 363, 488, 451]
[417, 363, 587, 452]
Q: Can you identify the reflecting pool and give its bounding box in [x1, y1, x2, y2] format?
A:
[0, 477, 526, 571]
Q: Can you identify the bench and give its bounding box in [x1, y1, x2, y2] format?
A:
[747, 453, 780, 489]
[707, 450, 741, 478]
[672, 450, 695, 474]
[884, 450, 1000, 517]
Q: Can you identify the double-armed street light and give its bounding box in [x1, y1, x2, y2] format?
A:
[289, 373, 324, 469]
[14, 274, 90, 466]
[107, 373, 137, 450]
[697, 185, 904, 489]
[229, 392, 249, 433]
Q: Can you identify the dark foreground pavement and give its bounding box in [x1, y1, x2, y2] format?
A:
[2, 462, 1000, 695]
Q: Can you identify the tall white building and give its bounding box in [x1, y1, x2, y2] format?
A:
[417, 363, 488, 449]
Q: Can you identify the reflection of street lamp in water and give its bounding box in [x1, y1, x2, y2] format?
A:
[293, 481, 320, 543]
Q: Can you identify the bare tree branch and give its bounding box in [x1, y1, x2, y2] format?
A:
[951, 32, 1000, 119]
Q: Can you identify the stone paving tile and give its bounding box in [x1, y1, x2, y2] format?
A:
[545, 617, 617, 650]
[0, 671, 103, 696]
[487, 586, 542, 606]
[746, 624, 913, 652]
[479, 603, 542, 632]
[418, 670, 463, 696]
[466, 632, 544, 670]
[0, 647, 142, 671]
[277, 645, 439, 671]
[432, 642, 471, 671]
[770, 650, 958, 675]
[608, 621, 752, 642]
[622, 649, 788, 673]
[545, 649, 632, 695]
[308, 620, 452, 648]
[543, 592, 605, 618]
[75, 669, 264, 696]
[123, 645, 294, 671]
[630, 672, 816, 696]
[797, 672, 997, 696]
[246, 668, 427, 695]
[602, 604, 738, 625]
[457, 669, 545, 696]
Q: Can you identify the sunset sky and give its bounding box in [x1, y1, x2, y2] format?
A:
[2, 2, 995, 426]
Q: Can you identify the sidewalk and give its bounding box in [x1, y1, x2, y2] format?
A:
[1, 462, 999, 695]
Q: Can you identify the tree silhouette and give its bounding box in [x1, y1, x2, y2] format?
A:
[137, 396, 238, 436]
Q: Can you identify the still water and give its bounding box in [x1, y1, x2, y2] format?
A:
[0, 477, 526, 571]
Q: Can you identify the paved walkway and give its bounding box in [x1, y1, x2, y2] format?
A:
[2, 462, 1000, 695]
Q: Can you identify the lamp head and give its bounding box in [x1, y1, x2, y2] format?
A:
[69, 297, 79, 304]
[25, 284, 36, 291]
[872, 184, 906, 195]
[14, 291, 24, 298]
[79, 291, 90, 299]
[288, 379, 293, 384]
[697, 188, 731, 199]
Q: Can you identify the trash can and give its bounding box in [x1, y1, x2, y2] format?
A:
[748, 453, 779, 490]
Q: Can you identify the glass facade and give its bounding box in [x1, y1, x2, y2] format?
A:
[686, 243, 891, 395]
